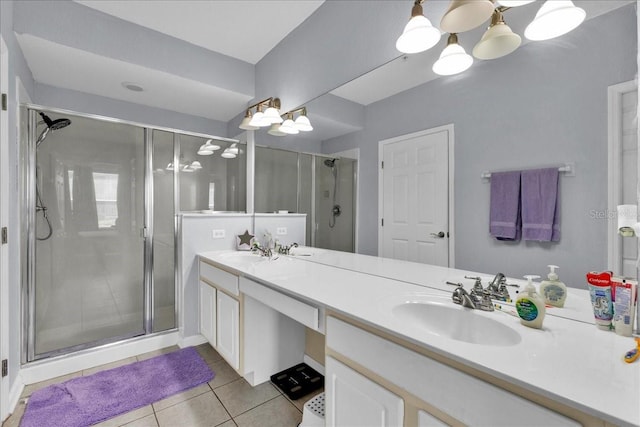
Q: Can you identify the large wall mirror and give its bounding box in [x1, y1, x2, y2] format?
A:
[269, 0, 636, 287]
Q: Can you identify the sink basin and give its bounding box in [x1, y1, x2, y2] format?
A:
[390, 296, 521, 346]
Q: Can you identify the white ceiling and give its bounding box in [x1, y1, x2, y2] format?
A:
[74, 0, 324, 64]
[17, 33, 254, 122]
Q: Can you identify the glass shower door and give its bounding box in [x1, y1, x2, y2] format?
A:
[32, 112, 146, 358]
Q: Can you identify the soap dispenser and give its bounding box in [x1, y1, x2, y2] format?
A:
[516, 275, 546, 329]
[539, 265, 567, 308]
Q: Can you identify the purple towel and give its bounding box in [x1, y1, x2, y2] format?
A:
[521, 168, 560, 241]
[489, 171, 521, 240]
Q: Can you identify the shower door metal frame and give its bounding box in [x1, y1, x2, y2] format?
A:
[21, 105, 222, 363]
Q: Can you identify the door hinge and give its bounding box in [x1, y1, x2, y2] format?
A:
[1, 93, 7, 111]
[381, 218, 384, 227]
[1, 359, 7, 377]
[1, 227, 7, 244]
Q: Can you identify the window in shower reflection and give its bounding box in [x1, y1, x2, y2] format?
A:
[178, 134, 246, 212]
[92, 172, 119, 229]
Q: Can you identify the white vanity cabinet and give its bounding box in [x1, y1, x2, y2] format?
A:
[326, 356, 404, 426]
[199, 280, 216, 346]
[199, 259, 241, 370]
[216, 291, 240, 369]
[326, 315, 580, 427]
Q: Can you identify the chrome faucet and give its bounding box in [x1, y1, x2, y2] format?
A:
[278, 242, 298, 255]
[451, 286, 477, 309]
[447, 282, 495, 311]
[251, 242, 273, 258]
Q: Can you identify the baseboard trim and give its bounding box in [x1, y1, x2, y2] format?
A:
[179, 334, 208, 348]
[304, 354, 325, 376]
[6, 376, 24, 420]
[20, 331, 180, 385]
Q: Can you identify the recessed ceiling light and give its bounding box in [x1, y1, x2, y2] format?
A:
[122, 82, 144, 92]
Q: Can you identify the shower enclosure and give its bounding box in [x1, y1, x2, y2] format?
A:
[254, 146, 357, 252]
[22, 107, 244, 362]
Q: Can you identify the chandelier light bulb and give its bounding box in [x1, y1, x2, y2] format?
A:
[396, 2, 441, 54]
[524, 0, 585, 41]
[433, 33, 473, 76]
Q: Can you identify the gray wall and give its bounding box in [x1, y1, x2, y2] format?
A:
[323, 5, 637, 288]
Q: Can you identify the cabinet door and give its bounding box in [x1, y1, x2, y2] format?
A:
[199, 281, 216, 346]
[217, 292, 240, 370]
[326, 356, 403, 427]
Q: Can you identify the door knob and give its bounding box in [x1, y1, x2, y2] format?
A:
[430, 231, 446, 238]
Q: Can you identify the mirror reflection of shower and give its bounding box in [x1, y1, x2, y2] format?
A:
[324, 158, 341, 228]
[35, 112, 71, 240]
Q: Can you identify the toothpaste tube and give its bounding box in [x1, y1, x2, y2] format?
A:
[612, 277, 637, 337]
[586, 271, 613, 330]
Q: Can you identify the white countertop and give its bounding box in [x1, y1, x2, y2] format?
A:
[199, 248, 640, 426]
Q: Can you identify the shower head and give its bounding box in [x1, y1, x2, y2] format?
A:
[36, 112, 71, 147]
[40, 112, 71, 131]
[324, 158, 337, 168]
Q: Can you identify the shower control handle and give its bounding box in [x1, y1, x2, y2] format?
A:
[430, 231, 446, 238]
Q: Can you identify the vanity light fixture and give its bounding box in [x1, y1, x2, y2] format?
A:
[440, 0, 496, 34]
[166, 162, 174, 171]
[221, 149, 237, 159]
[262, 98, 283, 124]
[524, 0, 585, 41]
[227, 143, 240, 155]
[198, 139, 221, 155]
[433, 33, 473, 76]
[190, 160, 202, 170]
[396, 0, 441, 54]
[268, 123, 288, 137]
[279, 113, 299, 135]
[473, 9, 521, 60]
[294, 108, 314, 132]
[248, 103, 269, 128]
[239, 109, 259, 130]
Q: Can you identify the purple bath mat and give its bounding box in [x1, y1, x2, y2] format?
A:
[21, 347, 214, 427]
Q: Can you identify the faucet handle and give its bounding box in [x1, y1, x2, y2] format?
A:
[477, 291, 495, 311]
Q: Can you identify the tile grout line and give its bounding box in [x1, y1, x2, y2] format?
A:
[211, 387, 235, 425]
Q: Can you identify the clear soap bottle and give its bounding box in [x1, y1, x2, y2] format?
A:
[539, 265, 567, 308]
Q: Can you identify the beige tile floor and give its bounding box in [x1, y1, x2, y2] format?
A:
[2, 344, 323, 427]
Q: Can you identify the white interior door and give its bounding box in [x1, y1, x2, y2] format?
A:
[379, 127, 451, 266]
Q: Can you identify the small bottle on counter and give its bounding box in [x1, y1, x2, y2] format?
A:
[516, 275, 546, 329]
[539, 265, 567, 308]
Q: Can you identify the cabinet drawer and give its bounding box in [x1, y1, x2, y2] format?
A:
[199, 260, 239, 296]
[239, 277, 319, 330]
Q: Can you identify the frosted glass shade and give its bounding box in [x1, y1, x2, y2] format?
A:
[433, 42, 473, 76]
[440, 0, 495, 33]
[473, 22, 521, 60]
[268, 123, 287, 136]
[294, 115, 313, 132]
[263, 107, 283, 124]
[248, 111, 270, 127]
[524, 0, 585, 41]
[279, 119, 299, 135]
[239, 115, 258, 130]
[197, 144, 214, 155]
[396, 15, 441, 54]
[190, 161, 202, 170]
[221, 150, 236, 159]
